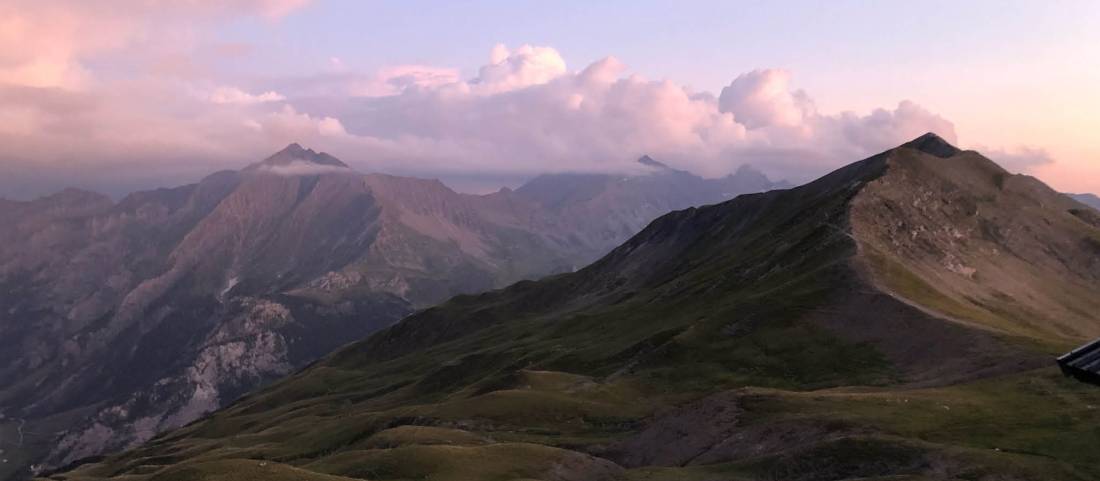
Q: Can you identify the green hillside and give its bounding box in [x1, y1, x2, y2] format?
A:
[48, 135, 1100, 481]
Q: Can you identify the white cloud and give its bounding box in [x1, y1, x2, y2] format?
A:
[208, 86, 286, 105]
[278, 47, 958, 183]
[472, 44, 568, 94]
[718, 69, 814, 129]
[259, 160, 352, 176]
[0, 40, 987, 199]
[352, 65, 463, 97]
[262, 105, 348, 138]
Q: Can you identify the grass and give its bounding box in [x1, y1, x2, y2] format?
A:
[736, 369, 1100, 474]
[47, 148, 1100, 481]
[622, 369, 1100, 481]
[302, 443, 618, 481]
[357, 426, 488, 448]
[56, 270, 911, 481]
[142, 459, 362, 481]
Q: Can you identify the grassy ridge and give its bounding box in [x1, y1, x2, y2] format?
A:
[50, 142, 1100, 481]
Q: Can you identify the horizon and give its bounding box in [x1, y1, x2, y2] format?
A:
[6, 132, 1079, 203]
[1, 1, 1097, 200]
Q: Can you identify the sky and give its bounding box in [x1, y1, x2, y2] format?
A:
[1, 0, 1098, 199]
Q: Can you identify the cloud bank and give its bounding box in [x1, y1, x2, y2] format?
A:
[0, 8, 1033, 199]
[257, 160, 353, 177]
[260, 47, 959, 183]
[981, 146, 1056, 173]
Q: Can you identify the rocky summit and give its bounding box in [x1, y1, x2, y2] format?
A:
[0, 147, 781, 480]
[49, 135, 1100, 481]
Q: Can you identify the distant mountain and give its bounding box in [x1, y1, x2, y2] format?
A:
[250, 142, 348, 168]
[515, 156, 786, 252]
[1070, 192, 1100, 210]
[0, 146, 782, 478]
[57, 134, 1100, 481]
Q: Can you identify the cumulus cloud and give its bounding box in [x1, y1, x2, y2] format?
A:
[472, 44, 568, 94]
[718, 69, 814, 129]
[0, 34, 1034, 199]
[208, 86, 286, 105]
[261, 105, 348, 138]
[275, 46, 959, 183]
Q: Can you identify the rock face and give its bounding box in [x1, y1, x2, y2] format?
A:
[0, 145, 781, 479]
[52, 135, 1100, 481]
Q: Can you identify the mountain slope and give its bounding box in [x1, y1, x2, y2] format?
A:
[54, 134, 1100, 481]
[0, 147, 781, 479]
[0, 156, 416, 478]
[1069, 192, 1100, 211]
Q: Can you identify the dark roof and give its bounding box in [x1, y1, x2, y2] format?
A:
[1057, 337, 1100, 387]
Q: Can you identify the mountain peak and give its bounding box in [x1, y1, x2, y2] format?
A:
[901, 132, 961, 158]
[637, 155, 671, 170]
[257, 143, 348, 168]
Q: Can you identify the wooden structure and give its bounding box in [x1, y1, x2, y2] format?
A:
[1058, 338, 1100, 387]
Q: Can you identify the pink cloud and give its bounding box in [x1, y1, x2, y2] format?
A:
[0, 0, 312, 88]
[0, 39, 1036, 200]
[275, 47, 958, 182]
[208, 86, 286, 105]
[718, 69, 815, 129]
[473, 44, 569, 94]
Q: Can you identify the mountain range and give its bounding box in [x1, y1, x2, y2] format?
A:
[40, 134, 1100, 479]
[0, 145, 783, 479]
[45, 134, 1100, 481]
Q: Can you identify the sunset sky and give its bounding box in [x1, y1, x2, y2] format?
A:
[2, 0, 1097, 198]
